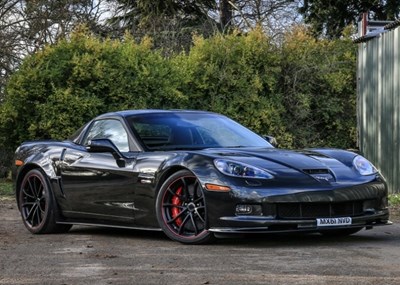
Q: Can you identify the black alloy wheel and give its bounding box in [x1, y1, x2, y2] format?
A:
[156, 170, 214, 244]
[19, 169, 71, 234]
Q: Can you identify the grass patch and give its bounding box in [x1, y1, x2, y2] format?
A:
[389, 194, 400, 207]
[0, 179, 13, 197]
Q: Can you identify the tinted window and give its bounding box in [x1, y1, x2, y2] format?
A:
[83, 119, 129, 152]
[128, 112, 272, 150]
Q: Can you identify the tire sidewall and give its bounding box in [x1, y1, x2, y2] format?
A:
[19, 169, 54, 234]
[155, 170, 213, 244]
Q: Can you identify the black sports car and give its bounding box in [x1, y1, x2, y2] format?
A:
[13, 110, 391, 244]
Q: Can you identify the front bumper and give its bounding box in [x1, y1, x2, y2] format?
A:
[206, 180, 391, 233]
[209, 210, 391, 233]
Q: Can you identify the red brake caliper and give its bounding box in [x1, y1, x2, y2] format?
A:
[171, 186, 183, 226]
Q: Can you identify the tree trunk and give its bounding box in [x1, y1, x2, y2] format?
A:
[220, 0, 232, 29]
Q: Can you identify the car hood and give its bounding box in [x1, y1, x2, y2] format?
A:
[200, 147, 366, 184]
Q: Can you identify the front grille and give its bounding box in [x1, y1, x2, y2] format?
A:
[275, 201, 365, 219]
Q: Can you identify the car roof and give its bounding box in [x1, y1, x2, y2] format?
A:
[95, 109, 218, 119]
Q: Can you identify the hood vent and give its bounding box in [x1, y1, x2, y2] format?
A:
[303, 169, 335, 182]
[303, 169, 330, 175]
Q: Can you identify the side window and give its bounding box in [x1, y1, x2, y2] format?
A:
[83, 119, 129, 152]
[132, 122, 172, 147]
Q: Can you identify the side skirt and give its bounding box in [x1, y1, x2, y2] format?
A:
[56, 221, 162, 232]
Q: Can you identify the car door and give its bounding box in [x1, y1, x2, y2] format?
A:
[59, 118, 139, 223]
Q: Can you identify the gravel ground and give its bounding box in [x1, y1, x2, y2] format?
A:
[1, 199, 400, 285]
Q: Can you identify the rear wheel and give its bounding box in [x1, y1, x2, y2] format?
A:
[19, 169, 72, 234]
[319, 227, 363, 237]
[156, 170, 214, 244]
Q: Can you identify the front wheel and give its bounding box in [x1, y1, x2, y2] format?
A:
[19, 169, 72, 234]
[156, 170, 214, 244]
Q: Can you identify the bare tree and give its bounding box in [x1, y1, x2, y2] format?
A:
[106, 0, 218, 54]
[23, 0, 109, 49]
[219, 0, 233, 30]
[229, 0, 302, 39]
[0, 1, 25, 97]
[0, 0, 110, 100]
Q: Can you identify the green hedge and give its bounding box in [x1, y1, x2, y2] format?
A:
[0, 28, 185, 147]
[0, 26, 357, 167]
[176, 29, 292, 147]
[279, 27, 357, 149]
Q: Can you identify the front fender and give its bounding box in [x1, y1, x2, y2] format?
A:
[14, 145, 63, 205]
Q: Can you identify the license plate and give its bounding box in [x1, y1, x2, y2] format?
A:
[316, 217, 352, 227]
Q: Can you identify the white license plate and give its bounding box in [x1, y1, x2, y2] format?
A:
[316, 217, 352, 227]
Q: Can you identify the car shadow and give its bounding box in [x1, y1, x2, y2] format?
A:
[212, 231, 396, 247]
[67, 225, 397, 247]
[68, 225, 167, 241]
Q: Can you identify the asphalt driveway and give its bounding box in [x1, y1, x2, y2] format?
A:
[1, 199, 400, 285]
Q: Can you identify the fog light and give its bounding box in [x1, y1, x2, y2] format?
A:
[235, 204, 262, 215]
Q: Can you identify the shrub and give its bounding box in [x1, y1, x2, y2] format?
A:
[279, 26, 357, 149]
[0, 25, 357, 156]
[0, 28, 185, 149]
[177, 28, 293, 147]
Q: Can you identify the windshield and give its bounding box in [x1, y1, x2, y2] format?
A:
[128, 112, 272, 150]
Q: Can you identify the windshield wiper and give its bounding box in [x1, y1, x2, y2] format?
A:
[225, 145, 248, 148]
[148, 145, 207, 151]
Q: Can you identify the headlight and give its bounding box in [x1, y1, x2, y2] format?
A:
[352, 155, 377, 176]
[214, 159, 273, 179]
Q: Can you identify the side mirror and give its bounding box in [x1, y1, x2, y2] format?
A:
[263, 135, 278, 147]
[87, 139, 125, 167]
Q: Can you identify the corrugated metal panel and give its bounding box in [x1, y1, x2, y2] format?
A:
[357, 27, 400, 193]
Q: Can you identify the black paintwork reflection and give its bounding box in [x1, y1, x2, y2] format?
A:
[13, 110, 390, 233]
[60, 148, 138, 222]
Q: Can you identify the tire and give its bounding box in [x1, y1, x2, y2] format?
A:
[18, 169, 72, 234]
[319, 227, 363, 237]
[156, 170, 214, 244]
